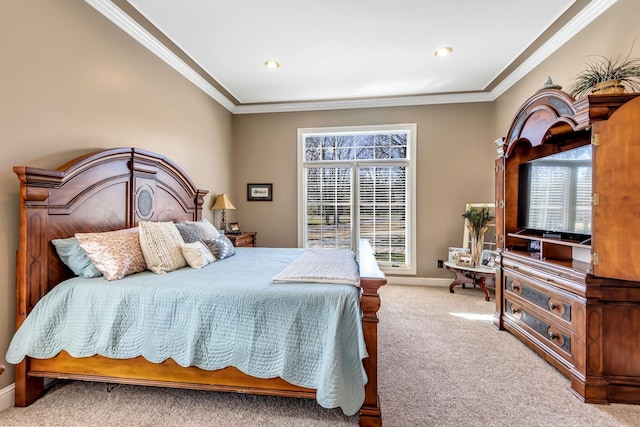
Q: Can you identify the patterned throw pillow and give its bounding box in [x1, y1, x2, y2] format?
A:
[175, 222, 206, 243]
[202, 235, 236, 260]
[138, 221, 187, 274]
[181, 241, 215, 268]
[51, 237, 103, 278]
[186, 218, 221, 240]
[76, 228, 146, 281]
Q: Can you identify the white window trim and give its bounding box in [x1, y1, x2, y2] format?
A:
[297, 123, 416, 275]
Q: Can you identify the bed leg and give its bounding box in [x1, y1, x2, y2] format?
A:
[359, 277, 386, 427]
[14, 359, 44, 407]
[359, 396, 382, 427]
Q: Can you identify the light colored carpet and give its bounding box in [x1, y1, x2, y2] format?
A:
[1, 285, 639, 426]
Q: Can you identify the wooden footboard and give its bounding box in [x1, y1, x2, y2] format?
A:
[12, 148, 387, 426]
[14, 272, 385, 425]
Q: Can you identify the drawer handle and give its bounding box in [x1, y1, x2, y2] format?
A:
[549, 332, 558, 340]
[546, 277, 554, 283]
[511, 308, 519, 314]
[512, 285, 520, 291]
[549, 302, 557, 310]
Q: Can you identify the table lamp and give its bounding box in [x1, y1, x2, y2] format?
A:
[211, 193, 235, 233]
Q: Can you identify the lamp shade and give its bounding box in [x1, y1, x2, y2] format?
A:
[211, 193, 236, 210]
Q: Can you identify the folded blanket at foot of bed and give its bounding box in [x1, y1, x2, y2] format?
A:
[272, 248, 360, 287]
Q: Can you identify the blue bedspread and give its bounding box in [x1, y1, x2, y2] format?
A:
[6, 248, 368, 415]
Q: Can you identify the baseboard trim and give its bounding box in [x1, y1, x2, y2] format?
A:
[386, 276, 450, 287]
[0, 383, 15, 412]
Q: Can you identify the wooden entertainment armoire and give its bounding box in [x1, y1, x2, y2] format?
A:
[495, 89, 640, 404]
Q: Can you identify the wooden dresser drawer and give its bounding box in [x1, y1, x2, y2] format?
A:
[502, 256, 584, 294]
[503, 273, 575, 327]
[501, 263, 585, 364]
[234, 234, 253, 247]
[504, 296, 574, 359]
[227, 232, 257, 248]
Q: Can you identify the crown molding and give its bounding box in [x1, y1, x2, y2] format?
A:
[84, 0, 236, 112]
[233, 92, 496, 114]
[491, 0, 618, 98]
[86, 0, 616, 115]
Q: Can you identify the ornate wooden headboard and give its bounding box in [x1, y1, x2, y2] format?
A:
[14, 148, 208, 326]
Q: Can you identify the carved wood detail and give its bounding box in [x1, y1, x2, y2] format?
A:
[12, 148, 385, 426]
[496, 92, 640, 405]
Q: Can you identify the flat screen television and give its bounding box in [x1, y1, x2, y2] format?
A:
[517, 145, 592, 241]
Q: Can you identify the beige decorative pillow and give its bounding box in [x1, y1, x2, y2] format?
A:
[186, 218, 221, 240]
[138, 221, 187, 274]
[181, 241, 215, 268]
[76, 228, 146, 281]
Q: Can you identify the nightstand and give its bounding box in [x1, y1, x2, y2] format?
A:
[226, 232, 257, 247]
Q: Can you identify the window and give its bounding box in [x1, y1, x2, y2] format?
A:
[298, 124, 416, 274]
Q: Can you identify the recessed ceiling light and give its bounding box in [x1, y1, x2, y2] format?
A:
[434, 47, 453, 57]
[264, 60, 280, 69]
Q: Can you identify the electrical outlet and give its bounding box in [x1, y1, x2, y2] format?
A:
[437, 260, 444, 268]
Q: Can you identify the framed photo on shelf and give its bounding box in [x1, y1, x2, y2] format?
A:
[448, 247, 469, 263]
[247, 183, 272, 201]
[528, 240, 541, 253]
[456, 252, 474, 267]
[480, 250, 498, 267]
[228, 222, 241, 234]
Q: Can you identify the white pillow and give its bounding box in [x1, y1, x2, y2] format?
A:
[181, 241, 215, 268]
[187, 218, 221, 240]
[138, 221, 187, 274]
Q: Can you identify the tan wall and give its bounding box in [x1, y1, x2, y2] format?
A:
[494, 0, 640, 136]
[0, 0, 232, 388]
[2, 0, 638, 394]
[233, 0, 640, 283]
[232, 103, 496, 277]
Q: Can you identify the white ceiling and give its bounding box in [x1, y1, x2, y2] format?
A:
[87, 0, 617, 113]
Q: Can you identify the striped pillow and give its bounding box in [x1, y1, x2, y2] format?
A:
[202, 235, 236, 260]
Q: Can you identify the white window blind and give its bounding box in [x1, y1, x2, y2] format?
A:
[529, 166, 571, 230]
[298, 124, 416, 274]
[305, 167, 352, 248]
[529, 162, 592, 233]
[358, 166, 407, 265]
[574, 166, 592, 233]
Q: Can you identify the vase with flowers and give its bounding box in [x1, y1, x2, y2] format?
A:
[462, 206, 494, 266]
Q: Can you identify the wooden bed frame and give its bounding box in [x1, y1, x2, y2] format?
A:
[12, 148, 386, 426]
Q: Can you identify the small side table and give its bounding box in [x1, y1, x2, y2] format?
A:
[444, 261, 496, 301]
[226, 232, 257, 247]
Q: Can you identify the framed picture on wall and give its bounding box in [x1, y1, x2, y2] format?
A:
[247, 183, 272, 201]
